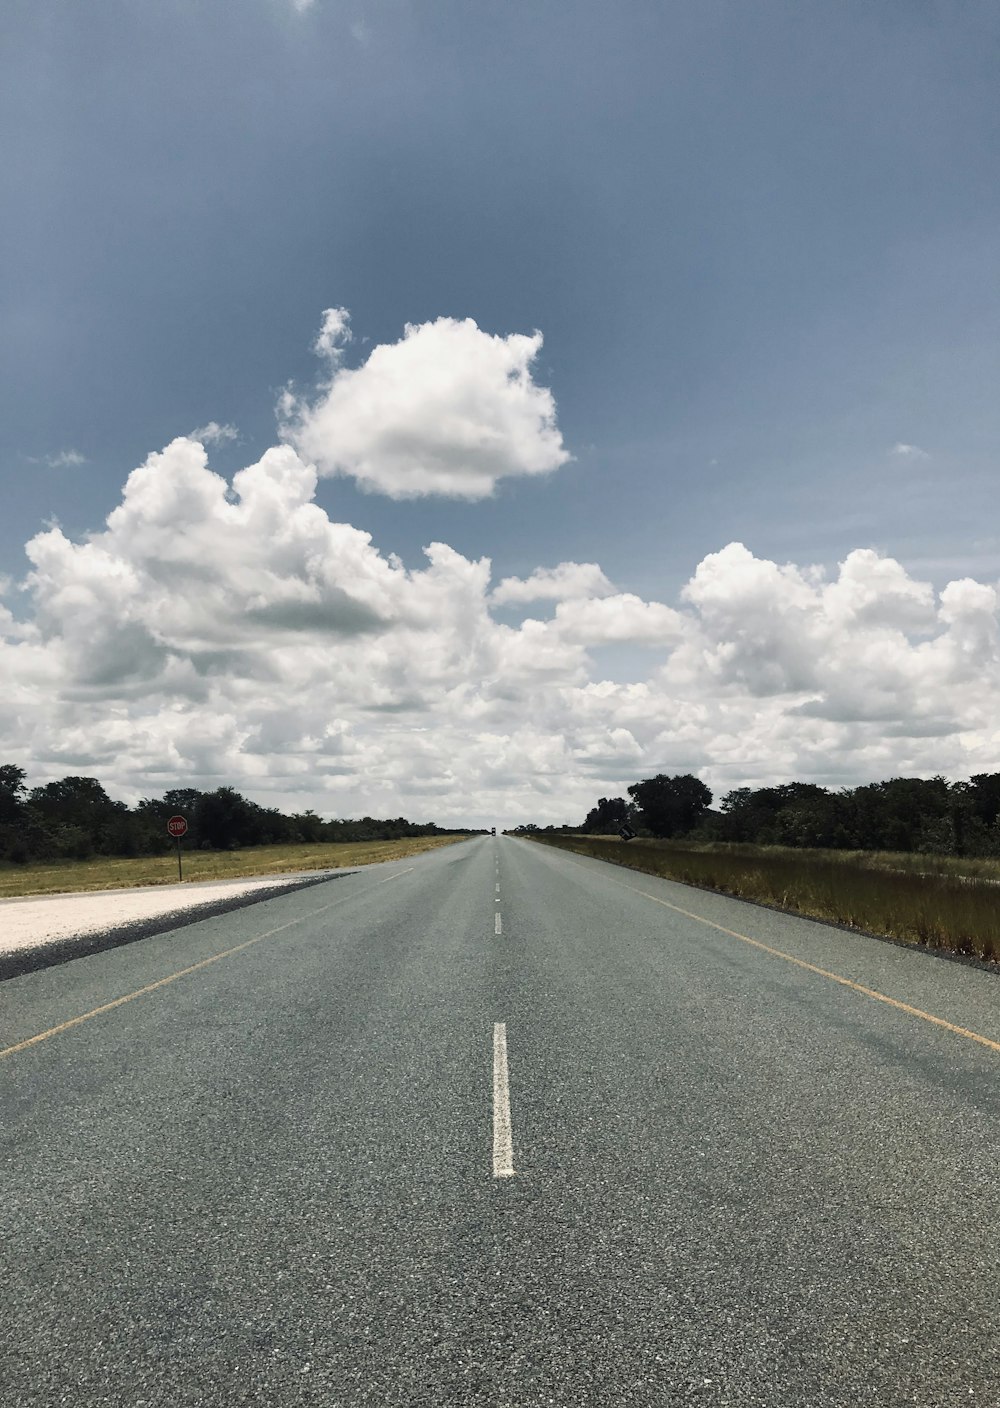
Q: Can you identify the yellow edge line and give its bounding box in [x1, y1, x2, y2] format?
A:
[555, 849, 1000, 1056]
[0, 866, 414, 1060]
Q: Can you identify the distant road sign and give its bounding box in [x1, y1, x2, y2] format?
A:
[618, 825, 636, 841]
[167, 815, 188, 838]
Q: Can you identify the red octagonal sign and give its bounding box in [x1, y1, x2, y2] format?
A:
[167, 815, 188, 839]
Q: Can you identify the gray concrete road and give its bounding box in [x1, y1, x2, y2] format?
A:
[3, 834, 1000, 1406]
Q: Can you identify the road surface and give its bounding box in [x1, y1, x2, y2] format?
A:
[3, 834, 1000, 1406]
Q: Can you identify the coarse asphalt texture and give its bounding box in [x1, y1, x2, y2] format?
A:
[3, 834, 1000, 1406]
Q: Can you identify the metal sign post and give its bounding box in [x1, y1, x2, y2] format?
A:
[167, 815, 188, 880]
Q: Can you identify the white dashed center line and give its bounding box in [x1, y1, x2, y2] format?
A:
[495, 910, 502, 934]
[492, 1022, 514, 1178]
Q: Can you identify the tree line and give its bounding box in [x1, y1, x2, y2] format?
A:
[0, 765, 475, 865]
[567, 771, 1000, 856]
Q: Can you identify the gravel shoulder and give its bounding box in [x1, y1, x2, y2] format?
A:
[0, 870, 355, 982]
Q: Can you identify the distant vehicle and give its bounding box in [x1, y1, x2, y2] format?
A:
[491, 826, 496, 835]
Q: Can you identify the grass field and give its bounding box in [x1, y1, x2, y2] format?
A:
[529, 834, 1000, 963]
[0, 835, 471, 899]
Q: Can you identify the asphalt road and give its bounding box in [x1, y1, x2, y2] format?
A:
[3, 834, 1000, 1407]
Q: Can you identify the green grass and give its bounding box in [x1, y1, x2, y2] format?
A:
[530, 834, 1000, 963]
[0, 835, 470, 899]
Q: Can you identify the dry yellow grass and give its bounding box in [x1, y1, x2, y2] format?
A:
[0, 835, 470, 899]
[533, 835, 1000, 962]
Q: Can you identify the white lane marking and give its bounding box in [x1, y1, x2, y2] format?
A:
[492, 1022, 514, 1178]
[496, 883, 500, 893]
[495, 911, 502, 934]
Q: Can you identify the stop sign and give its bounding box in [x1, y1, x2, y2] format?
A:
[167, 815, 188, 839]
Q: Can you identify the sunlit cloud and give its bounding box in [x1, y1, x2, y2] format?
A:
[491, 562, 614, 606]
[280, 311, 571, 500]
[5, 439, 1000, 825]
[4, 314, 997, 825]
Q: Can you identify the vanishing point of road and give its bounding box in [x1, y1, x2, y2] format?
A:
[3, 835, 1000, 1406]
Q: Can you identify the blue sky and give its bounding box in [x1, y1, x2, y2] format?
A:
[2, 1, 999, 825]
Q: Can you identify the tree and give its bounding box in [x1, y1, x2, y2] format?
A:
[162, 788, 205, 817]
[0, 764, 31, 861]
[845, 777, 952, 852]
[290, 809, 326, 843]
[581, 797, 633, 834]
[27, 776, 124, 856]
[627, 774, 712, 838]
[0, 764, 27, 826]
[716, 787, 759, 842]
[718, 782, 848, 848]
[195, 787, 259, 849]
[29, 776, 114, 829]
[774, 789, 851, 849]
[967, 774, 1000, 830]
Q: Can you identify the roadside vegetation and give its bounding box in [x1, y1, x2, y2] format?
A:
[511, 769, 1000, 962]
[0, 763, 481, 865]
[527, 834, 1000, 961]
[529, 771, 1000, 856]
[0, 762, 480, 897]
[0, 835, 469, 899]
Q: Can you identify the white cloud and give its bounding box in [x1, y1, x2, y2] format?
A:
[490, 562, 614, 606]
[4, 311, 1000, 827]
[281, 313, 571, 499]
[311, 307, 352, 364]
[41, 450, 87, 468]
[890, 442, 930, 459]
[190, 421, 239, 445]
[6, 430, 1000, 828]
[821, 549, 935, 632]
[553, 593, 684, 646]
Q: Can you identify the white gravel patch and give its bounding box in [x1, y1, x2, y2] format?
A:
[0, 875, 297, 954]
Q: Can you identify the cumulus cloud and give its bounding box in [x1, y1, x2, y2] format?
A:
[553, 594, 684, 646]
[281, 312, 571, 499]
[890, 442, 930, 459]
[490, 562, 614, 606]
[822, 549, 935, 632]
[5, 429, 1000, 828]
[3, 309, 1000, 825]
[24, 437, 411, 669]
